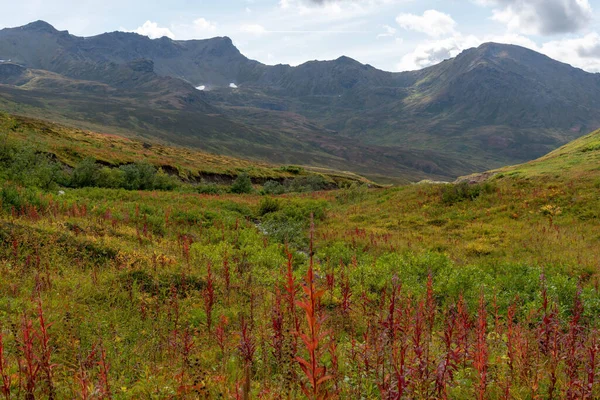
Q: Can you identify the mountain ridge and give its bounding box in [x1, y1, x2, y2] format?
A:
[2, 20, 600, 182]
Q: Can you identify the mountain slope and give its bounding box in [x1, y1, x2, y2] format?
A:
[2, 21, 600, 181]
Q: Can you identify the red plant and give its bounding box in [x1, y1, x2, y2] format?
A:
[20, 314, 39, 400]
[238, 317, 256, 400]
[296, 265, 332, 400]
[97, 345, 111, 399]
[473, 293, 488, 400]
[565, 288, 585, 400]
[74, 344, 99, 400]
[36, 300, 56, 399]
[295, 214, 332, 399]
[271, 288, 285, 365]
[215, 315, 229, 355]
[435, 307, 460, 399]
[584, 332, 598, 400]
[0, 330, 10, 400]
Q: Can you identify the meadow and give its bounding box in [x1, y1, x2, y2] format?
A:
[0, 115, 599, 399]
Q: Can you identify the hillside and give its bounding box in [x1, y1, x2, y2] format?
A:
[0, 111, 372, 187]
[0, 118, 599, 397]
[2, 22, 600, 182]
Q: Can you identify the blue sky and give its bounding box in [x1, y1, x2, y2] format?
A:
[1, 0, 600, 72]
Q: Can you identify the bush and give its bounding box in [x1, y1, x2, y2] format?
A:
[258, 197, 280, 216]
[0, 143, 64, 190]
[96, 167, 126, 188]
[153, 168, 179, 191]
[280, 165, 304, 174]
[441, 181, 495, 205]
[197, 183, 223, 195]
[230, 173, 253, 194]
[262, 180, 285, 195]
[71, 157, 99, 188]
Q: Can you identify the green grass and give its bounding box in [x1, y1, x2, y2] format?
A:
[0, 118, 599, 398]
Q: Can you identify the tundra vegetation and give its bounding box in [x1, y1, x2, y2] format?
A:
[0, 115, 599, 399]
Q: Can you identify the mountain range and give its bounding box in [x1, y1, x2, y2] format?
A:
[1, 20, 600, 183]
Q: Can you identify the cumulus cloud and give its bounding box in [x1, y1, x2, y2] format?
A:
[396, 33, 536, 70]
[478, 0, 593, 35]
[396, 10, 457, 37]
[377, 25, 396, 38]
[541, 33, 600, 71]
[133, 20, 175, 39]
[170, 17, 218, 40]
[192, 18, 217, 33]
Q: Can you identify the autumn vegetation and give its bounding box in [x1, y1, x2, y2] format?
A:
[0, 115, 599, 398]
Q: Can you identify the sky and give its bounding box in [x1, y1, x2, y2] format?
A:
[1, 0, 600, 72]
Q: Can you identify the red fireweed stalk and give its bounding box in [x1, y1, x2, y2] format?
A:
[238, 317, 256, 400]
[565, 288, 585, 400]
[436, 307, 460, 400]
[584, 332, 598, 400]
[98, 345, 111, 400]
[20, 314, 39, 400]
[36, 299, 56, 400]
[75, 344, 99, 400]
[271, 288, 285, 365]
[295, 214, 333, 400]
[473, 292, 488, 400]
[296, 265, 332, 400]
[0, 330, 10, 400]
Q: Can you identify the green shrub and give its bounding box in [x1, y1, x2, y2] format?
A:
[96, 167, 126, 188]
[441, 181, 495, 205]
[197, 183, 223, 195]
[262, 180, 285, 195]
[258, 197, 280, 216]
[71, 157, 99, 188]
[280, 165, 304, 174]
[230, 173, 253, 194]
[153, 168, 179, 191]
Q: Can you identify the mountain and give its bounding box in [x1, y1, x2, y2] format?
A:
[1, 21, 600, 182]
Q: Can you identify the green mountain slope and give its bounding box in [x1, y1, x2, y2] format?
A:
[2, 21, 600, 182]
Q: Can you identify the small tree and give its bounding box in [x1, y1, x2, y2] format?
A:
[71, 157, 98, 188]
[230, 173, 253, 194]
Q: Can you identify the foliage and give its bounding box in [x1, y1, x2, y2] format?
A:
[441, 181, 495, 204]
[230, 173, 253, 194]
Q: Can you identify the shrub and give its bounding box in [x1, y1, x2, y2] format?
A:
[119, 162, 157, 190]
[153, 168, 179, 191]
[441, 182, 495, 205]
[197, 183, 223, 195]
[258, 197, 280, 216]
[262, 180, 285, 195]
[96, 167, 126, 188]
[280, 165, 304, 174]
[230, 173, 253, 194]
[71, 158, 99, 188]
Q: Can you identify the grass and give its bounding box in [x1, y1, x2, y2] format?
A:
[0, 111, 372, 187]
[0, 117, 598, 398]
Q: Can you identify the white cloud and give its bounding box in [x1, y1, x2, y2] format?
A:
[192, 18, 217, 33]
[170, 17, 218, 39]
[396, 33, 536, 70]
[541, 33, 600, 71]
[478, 0, 593, 35]
[133, 20, 175, 39]
[377, 25, 397, 38]
[240, 24, 268, 35]
[229, 83, 238, 88]
[396, 10, 457, 38]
